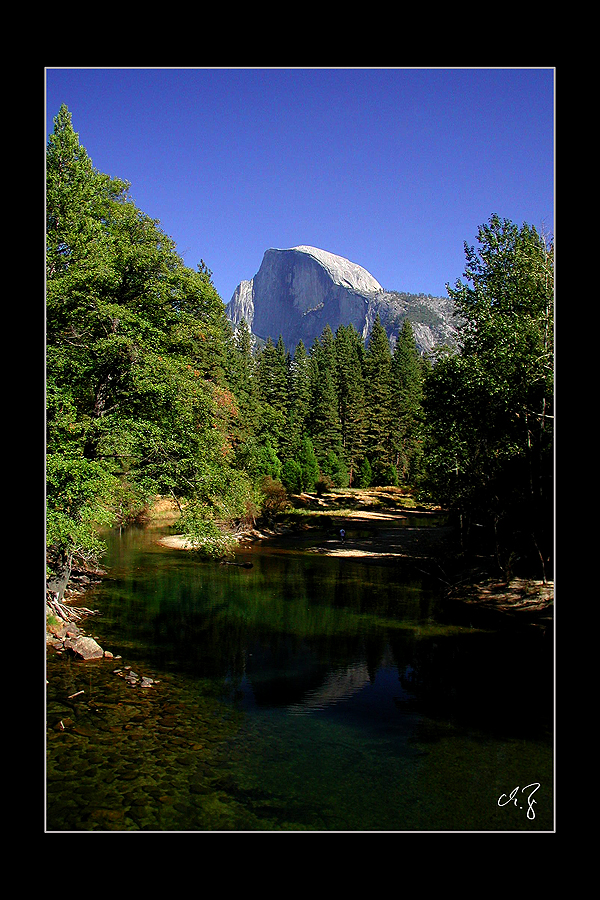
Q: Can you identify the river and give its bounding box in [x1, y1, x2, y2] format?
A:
[45, 524, 554, 831]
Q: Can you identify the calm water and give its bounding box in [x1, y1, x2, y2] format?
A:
[46, 525, 554, 831]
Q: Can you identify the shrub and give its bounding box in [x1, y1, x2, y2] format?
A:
[315, 475, 332, 497]
[260, 476, 290, 520]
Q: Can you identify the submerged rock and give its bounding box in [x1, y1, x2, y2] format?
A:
[113, 667, 159, 688]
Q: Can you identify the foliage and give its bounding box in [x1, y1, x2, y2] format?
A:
[46, 105, 253, 570]
[355, 456, 373, 488]
[335, 325, 367, 483]
[321, 450, 349, 488]
[281, 458, 304, 493]
[363, 317, 393, 478]
[390, 319, 426, 482]
[422, 215, 554, 579]
[259, 476, 291, 521]
[296, 435, 321, 491]
[178, 464, 255, 557]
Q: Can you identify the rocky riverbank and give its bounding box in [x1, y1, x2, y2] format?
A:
[46, 616, 114, 661]
[46, 575, 162, 690]
[46, 563, 107, 659]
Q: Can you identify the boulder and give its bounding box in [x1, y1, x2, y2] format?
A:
[63, 635, 105, 660]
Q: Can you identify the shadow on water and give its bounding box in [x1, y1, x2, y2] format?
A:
[46, 525, 554, 832]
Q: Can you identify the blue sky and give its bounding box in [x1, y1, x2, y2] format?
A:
[45, 67, 554, 303]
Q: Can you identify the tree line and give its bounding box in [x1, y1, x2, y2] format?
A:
[228, 315, 427, 496]
[46, 105, 553, 593]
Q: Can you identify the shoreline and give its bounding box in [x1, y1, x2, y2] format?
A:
[47, 489, 554, 647]
[155, 500, 553, 631]
[157, 489, 457, 560]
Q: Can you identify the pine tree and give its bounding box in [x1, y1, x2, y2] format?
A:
[307, 328, 343, 468]
[334, 325, 367, 486]
[356, 456, 373, 488]
[255, 337, 289, 415]
[363, 316, 393, 483]
[390, 319, 424, 482]
[297, 435, 321, 492]
[228, 319, 256, 411]
[251, 336, 289, 460]
[286, 340, 312, 452]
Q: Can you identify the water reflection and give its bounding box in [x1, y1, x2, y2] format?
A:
[92, 526, 554, 743]
[46, 526, 554, 831]
[287, 660, 375, 715]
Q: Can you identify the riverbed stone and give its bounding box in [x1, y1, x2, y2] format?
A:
[64, 635, 104, 660]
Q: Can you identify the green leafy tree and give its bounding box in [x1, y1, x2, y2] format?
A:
[281, 458, 304, 493]
[321, 450, 349, 488]
[423, 215, 554, 579]
[46, 106, 253, 594]
[355, 456, 373, 488]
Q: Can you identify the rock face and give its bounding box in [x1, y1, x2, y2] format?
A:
[227, 245, 459, 354]
[229, 279, 255, 330]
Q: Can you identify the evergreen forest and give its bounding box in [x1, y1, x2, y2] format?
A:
[46, 106, 554, 594]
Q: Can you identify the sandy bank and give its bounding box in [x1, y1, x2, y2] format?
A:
[157, 534, 198, 550]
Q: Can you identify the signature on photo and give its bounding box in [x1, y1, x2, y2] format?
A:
[498, 783, 540, 820]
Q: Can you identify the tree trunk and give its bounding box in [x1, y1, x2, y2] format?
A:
[46, 550, 73, 601]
